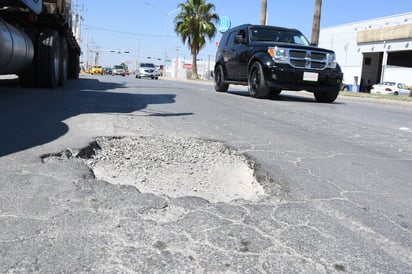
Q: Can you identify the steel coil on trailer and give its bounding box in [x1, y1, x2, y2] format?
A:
[0, 19, 34, 74]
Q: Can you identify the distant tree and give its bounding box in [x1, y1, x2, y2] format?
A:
[311, 0, 322, 46]
[174, 0, 219, 79]
[260, 0, 267, 25]
[120, 62, 128, 71]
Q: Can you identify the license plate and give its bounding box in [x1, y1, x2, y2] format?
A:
[303, 72, 318, 82]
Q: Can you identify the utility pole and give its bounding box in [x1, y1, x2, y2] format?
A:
[72, 0, 84, 43]
[311, 0, 322, 46]
[260, 0, 267, 25]
[85, 27, 89, 70]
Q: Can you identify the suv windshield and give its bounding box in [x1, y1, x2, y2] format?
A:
[113, 65, 123, 69]
[140, 63, 155, 68]
[249, 27, 310, 46]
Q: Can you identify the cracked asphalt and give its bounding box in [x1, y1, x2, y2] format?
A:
[0, 75, 411, 273]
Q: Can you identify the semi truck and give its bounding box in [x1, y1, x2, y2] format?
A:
[0, 0, 80, 88]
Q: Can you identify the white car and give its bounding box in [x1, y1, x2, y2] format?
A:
[112, 65, 125, 76]
[370, 82, 410, 96]
[135, 63, 158, 80]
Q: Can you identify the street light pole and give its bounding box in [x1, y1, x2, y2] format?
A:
[144, 2, 180, 76]
[165, 8, 181, 68]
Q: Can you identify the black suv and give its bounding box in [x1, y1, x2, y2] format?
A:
[214, 24, 343, 103]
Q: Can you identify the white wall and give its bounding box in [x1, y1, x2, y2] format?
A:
[319, 12, 412, 91]
[166, 58, 213, 79]
[383, 66, 412, 86]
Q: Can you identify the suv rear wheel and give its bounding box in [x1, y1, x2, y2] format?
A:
[270, 88, 282, 96]
[248, 62, 270, 98]
[214, 65, 229, 92]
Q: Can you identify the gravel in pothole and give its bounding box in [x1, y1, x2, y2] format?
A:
[84, 135, 267, 203]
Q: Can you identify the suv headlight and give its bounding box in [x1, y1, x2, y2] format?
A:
[268, 46, 289, 63]
[326, 53, 337, 68]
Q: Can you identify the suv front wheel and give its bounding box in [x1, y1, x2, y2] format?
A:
[314, 88, 339, 103]
[248, 62, 270, 98]
[214, 65, 229, 92]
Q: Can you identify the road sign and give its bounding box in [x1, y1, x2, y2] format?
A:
[218, 16, 231, 33]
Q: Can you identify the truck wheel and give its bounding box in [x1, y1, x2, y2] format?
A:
[37, 29, 60, 88]
[69, 51, 80, 79]
[248, 62, 270, 98]
[214, 65, 229, 92]
[58, 36, 68, 86]
[314, 88, 339, 103]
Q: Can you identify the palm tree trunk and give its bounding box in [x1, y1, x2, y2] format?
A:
[191, 53, 198, 79]
[311, 0, 322, 46]
[260, 0, 267, 25]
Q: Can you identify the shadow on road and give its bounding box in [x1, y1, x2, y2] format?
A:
[0, 77, 190, 156]
[226, 89, 345, 104]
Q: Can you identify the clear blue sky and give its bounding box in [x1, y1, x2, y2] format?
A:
[77, 0, 412, 68]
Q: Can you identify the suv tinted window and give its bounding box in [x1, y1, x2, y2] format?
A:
[218, 34, 228, 48]
[140, 63, 155, 68]
[226, 31, 236, 47]
[237, 30, 246, 42]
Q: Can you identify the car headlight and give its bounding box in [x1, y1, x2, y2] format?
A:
[326, 53, 337, 68]
[268, 46, 289, 63]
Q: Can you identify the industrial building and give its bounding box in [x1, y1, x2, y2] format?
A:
[319, 12, 412, 91]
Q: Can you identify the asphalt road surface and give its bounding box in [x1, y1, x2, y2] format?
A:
[0, 74, 411, 273]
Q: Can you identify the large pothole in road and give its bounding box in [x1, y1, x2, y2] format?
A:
[75, 135, 268, 203]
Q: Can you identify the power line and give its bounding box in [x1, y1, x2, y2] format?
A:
[83, 24, 178, 39]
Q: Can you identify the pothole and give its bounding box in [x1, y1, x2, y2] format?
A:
[44, 135, 271, 203]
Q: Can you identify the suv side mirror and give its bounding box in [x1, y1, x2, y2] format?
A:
[235, 35, 245, 44]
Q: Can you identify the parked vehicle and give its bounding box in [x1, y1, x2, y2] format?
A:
[112, 65, 125, 76]
[104, 67, 112, 75]
[136, 63, 158, 79]
[0, 0, 81, 88]
[90, 65, 104, 75]
[370, 82, 411, 96]
[340, 83, 350, 91]
[214, 24, 343, 103]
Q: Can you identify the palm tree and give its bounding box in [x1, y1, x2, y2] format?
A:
[260, 0, 267, 25]
[174, 0, 219, 79]
[311, 0, 322, 46]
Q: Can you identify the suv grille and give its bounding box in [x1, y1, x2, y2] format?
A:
[289, 50, 327, 70]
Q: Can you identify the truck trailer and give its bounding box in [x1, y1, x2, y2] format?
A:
[0, 0, 80, 88]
